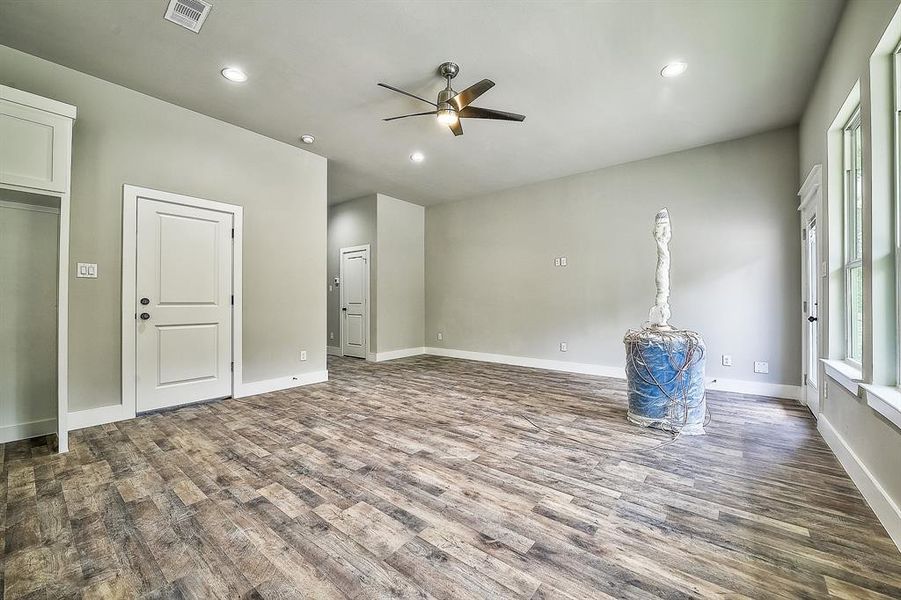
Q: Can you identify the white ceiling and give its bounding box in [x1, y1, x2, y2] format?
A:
[0, 0, 843, 206]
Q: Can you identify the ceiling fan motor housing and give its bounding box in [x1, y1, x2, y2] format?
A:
[437, 88, 456, 114]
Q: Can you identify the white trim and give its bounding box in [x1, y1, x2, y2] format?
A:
[0, 199, 60, 214]
[121, 184, 244, 419]
[375, 347, 426, 362]
[706, 378, 801, 400]
[0, 418, 56, 444]
[0, 84, 77, 119]
[861, 384, 901, 431]
[822, 358, 863, 396]
[327, 345, 343, 356]
[68, 403, 130, 431]
[235, 370, 328, 398]
[426, 347, 628, 379]
[797, 164, 823, 211]
[424, 347, 801, 400]
[818, 415, 901, 551]
[339, 244, 370, 359]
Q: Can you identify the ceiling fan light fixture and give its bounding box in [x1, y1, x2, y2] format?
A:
[436, 107, 458, 126]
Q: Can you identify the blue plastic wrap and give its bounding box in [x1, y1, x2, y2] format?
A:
[624, 328, 707, 435]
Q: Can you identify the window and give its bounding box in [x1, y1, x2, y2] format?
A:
[844, 108, 863, 365]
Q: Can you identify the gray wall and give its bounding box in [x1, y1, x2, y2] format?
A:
[426, 127, 800, 386]
[327, 195, 377, 351]
[376, 194, 424, 353]
[798, 0, 901, 531]
[326, 193, 425, 355]
[0, 197, 58, 435]
[0, 45, 327, 412]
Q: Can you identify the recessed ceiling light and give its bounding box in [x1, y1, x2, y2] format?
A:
[660, 62, 688, 78]
[410, 152, 425, 163]
[300, 134, 315, 144]
[221, 67, 247, 83]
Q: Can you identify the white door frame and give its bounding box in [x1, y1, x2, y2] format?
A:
[798, 165, 822, 416]
[339, 244, 370, 359]
[121, 184, 243, 417]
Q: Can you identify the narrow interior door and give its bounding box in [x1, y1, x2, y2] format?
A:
[135, 198, 233, 412]
[341, 249, 368, 358]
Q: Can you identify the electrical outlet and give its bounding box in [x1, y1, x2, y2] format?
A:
[754, 361, 769, 374]
[437, 332, 443, 341]
[722, 354, 733, 367]
[560, 342, 567, 352]
[560, 257, 567, 267]
[329, 332, 334, 340]
[300, 350, 307, 361]
[554, 258, 561, 267]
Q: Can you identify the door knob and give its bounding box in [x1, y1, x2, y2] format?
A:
[140, 312, 151, 320]
[140, 297, 150, 305]
[807, 315, 817, 323]
[342, 307, 347, 311]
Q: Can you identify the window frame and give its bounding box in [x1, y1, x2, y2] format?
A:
[844, 107, 863, 368]
[894, 44, 901, 385]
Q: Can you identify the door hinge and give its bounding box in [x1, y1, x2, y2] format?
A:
[231, 294, 234, 305]
[802, 228, 807, 241]
[231, 228, 235, 238]
[230, 361, 234, 372]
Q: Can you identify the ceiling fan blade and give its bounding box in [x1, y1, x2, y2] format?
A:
[383, 111, 437, 122]
[449, 119, 463, 136]
[459, 106, 526, 122]
[378, 83, 437, 107]
[449, 79, 495, 111]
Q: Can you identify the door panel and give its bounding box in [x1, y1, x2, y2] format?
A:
[136, 198, 232, 412]
[0, 100, 71, 192]
[341, 248, 368, 358]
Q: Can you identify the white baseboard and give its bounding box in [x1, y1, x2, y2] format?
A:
[235, 370, 328, 398]
[0, 418, 56, 443]
[424, 347, 627, 379]
[375, 347, 426, 362]
[818, 415, 901, 551]
[327, 346, 343, 356]
[68, 403, 131, 431]
[707, 377, 801, 400]
[423, 347, 800, 399]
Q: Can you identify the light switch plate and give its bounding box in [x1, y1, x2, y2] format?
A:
[554, 258, 561, 267]
[754, 361, 769, 374]
[559, 342, 567, 352]
[437, 332, 443, 341]
[722, 354, 733, 367]
[300, 350, 307, 361]
[77, 263, 98, 278]
[560, 257, 567, 267]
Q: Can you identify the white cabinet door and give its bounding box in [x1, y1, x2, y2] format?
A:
[0, 100, 72, 193]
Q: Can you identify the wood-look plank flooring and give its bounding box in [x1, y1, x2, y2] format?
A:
[2, 355, 900, 599]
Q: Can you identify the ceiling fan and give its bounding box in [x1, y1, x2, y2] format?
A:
[378, 62, 525, 136]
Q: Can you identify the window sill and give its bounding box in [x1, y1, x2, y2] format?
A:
[861, 384, 901, 432]
[821, 359, 863, 396]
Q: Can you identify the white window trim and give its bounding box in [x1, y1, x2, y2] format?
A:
[844, 108, 863, 368]
[894, 43, 901, 386]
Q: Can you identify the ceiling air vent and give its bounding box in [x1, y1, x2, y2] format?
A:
[164, 0, 212, 33]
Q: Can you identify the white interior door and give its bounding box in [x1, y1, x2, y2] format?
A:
[136, 198, 233, 412]
[340, 246, 369, 359]
[802, 215, 819, 416]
